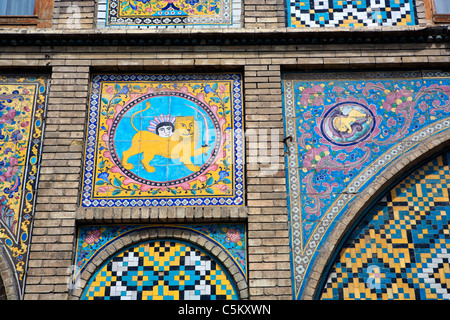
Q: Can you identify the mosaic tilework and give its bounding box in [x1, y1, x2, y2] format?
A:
[98, 0, 241, 28]
[282, 71, 450, 299]
[286, 0, 417, 28]
[320, 151, 450, 300]
[81, 73, 244, 208]
[82, 240, 238, 300]
[0, 75, 49, 299]
[73, 224, 247, 284]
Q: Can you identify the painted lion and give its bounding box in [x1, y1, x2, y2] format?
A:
[121, 102, 209, 173]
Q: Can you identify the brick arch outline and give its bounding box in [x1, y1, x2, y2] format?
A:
[302, 129, 450, 300]
[0, 247, 19, 300]
[70, 225, 249, 300]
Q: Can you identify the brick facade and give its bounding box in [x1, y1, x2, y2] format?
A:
[0, 0, 449, 300]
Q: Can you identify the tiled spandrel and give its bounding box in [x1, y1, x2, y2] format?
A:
[0, 75, 49, 299]
[82, 73, 244, 207]
[283, 70, 450, 299]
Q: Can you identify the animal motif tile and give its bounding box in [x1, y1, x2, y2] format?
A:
[100, 0, 239, 27]
[320, 151, 450, 300]
[81, 73, 244, 208]
[0, 75, 49, 299]
[286, 0, 417, 28]
[282, 71, 450, 299]
[81, 239, 239, 300]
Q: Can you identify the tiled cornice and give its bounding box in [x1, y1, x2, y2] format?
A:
[0, 26, 448, 46]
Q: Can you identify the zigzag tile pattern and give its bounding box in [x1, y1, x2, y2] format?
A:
[320, 151, 450, 300]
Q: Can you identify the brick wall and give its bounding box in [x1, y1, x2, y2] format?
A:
[1, 37, 441, 300]
[24, 65, 89, 299]
[53, 0, 95, 29]
[243, 0, 286, 28]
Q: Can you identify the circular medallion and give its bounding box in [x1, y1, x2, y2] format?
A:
[320, 101, 375, 146]
[108, 92, 222, 187]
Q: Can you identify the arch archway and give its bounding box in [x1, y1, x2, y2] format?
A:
[70, 226, 248, 300]
[313, 140, 450, 299]
[0, 248, 20, 300]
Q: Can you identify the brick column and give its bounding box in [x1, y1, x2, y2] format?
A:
[24, 65, 90, 299]
[244, 64, 292, 299]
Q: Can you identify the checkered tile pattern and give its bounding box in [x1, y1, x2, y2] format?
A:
[287, 0, 417, 28]
[320, 151, 450, 300]
[83, 241, 238, 300]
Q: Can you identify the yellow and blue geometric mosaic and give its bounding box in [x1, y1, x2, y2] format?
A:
[320, 150, 450, 300]
[74, 223, 247, 298]
[82, 240, 239, 300]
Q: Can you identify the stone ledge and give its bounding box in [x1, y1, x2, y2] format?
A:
[76, 206, 248, 224]
[0, 25, 448, 47]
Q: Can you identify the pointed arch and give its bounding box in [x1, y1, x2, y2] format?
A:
[304, 130, 450, 299]
[0, 247, 20, 300]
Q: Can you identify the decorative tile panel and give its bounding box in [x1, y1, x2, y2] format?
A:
[81, 73, 244, 208]
[282, 71, 450, 299]
[76, 224, 246, 300]
[286, 0, 417, 28]
[98, 0, 241, 28]
[320, 151, 450, 300]
[74, 224, 247, 281]
[82, 240, 238, 300]
[0, 75, 49, 299]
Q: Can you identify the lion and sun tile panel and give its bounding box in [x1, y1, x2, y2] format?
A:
[320, 150, 450, 300]
[282, 70, 450, 299]
[0, 75, 49, 299]
[286, 0, 417, 28]
[81, 73, 244, 208]
[75, 224, 246, 300]
[98, 0, 241, 28]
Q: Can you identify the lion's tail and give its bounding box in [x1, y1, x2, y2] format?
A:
[131, 101, 151, 132]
